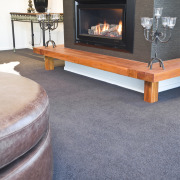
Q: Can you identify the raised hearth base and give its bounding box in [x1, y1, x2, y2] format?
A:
[33, 45, 180, 103]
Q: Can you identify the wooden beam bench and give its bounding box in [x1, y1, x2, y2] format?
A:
[33, 45, 180, 103]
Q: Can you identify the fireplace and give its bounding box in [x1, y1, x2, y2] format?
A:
[74, 0, 136, 53]
[64, 0, 154, 61]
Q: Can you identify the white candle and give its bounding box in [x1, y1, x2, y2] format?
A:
[155, 8, 163, 18]
[155, 12, 160, 16]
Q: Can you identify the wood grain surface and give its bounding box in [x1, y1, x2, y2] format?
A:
[144, 81, 159, 103]
[34, 45, 180, 83]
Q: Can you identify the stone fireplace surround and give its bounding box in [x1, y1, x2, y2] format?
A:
[63, 0, 180, 93]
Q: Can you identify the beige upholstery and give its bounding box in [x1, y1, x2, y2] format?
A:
[0, 72, 52, 180]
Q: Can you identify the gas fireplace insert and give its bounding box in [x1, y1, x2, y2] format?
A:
[74, 0, 136, 53]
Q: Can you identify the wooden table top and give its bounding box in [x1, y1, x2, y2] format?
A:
[10, 12, 63, 15]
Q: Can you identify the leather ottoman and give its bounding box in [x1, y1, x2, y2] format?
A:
[0, 72, 52, 180]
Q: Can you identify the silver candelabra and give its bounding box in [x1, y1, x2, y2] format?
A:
[37, 11, 60, 48]
[141, 8, 177, 70]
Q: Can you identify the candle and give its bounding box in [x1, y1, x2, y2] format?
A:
[155, 8, 163, 18]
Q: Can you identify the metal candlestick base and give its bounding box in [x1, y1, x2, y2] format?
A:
[46, 40, 56, 48]
[148, 53, 165, 70]
[148, 58, 165, 70]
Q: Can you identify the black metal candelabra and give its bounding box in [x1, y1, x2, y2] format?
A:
[141, 8, 177, 70]
[37, 13, 59, 48]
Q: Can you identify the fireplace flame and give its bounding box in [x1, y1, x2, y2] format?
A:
[93, 20, 122, 37]
[117, 21, 122, 35]
[102, 21, 109, 32]
[96, 25, 101, 35]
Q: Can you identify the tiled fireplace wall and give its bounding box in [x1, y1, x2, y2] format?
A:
[152, 0, 180, 61]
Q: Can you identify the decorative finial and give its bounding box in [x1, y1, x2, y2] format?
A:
[27, 0, 35, 13]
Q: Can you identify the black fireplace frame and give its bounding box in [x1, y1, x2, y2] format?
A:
[74, 0, 136, 53]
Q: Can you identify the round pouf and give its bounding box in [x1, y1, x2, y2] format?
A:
[0, 72, 52, 180]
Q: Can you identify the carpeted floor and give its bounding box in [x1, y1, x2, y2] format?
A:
[1, 49, 180, 180]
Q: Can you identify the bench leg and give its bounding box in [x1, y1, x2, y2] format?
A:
[45, 56, 54, 70]
[144, 81, 159, 103]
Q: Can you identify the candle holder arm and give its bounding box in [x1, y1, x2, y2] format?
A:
[50, 21, 58, 31]
[158, 29, 172, 43]
[39, 21, 49, 31]
[144, 29, 156, 42]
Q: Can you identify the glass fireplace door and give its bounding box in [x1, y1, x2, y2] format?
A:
[75, 4, 126, 48]
[75, 0, 136, 53]
[78, 7, 124, 40]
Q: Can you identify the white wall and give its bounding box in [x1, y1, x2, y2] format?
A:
[0, 0, 64, 51]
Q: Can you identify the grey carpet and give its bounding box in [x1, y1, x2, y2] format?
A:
[1, 49, 180, 180]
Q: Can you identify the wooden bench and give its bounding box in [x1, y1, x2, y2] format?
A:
[33, 45, 180, 103]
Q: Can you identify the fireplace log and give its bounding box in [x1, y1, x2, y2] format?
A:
[88, 29, 94, 35]
[91, 24, 108, 30]
[101, 25, 118, 36]
[88, 24, 121, 37]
